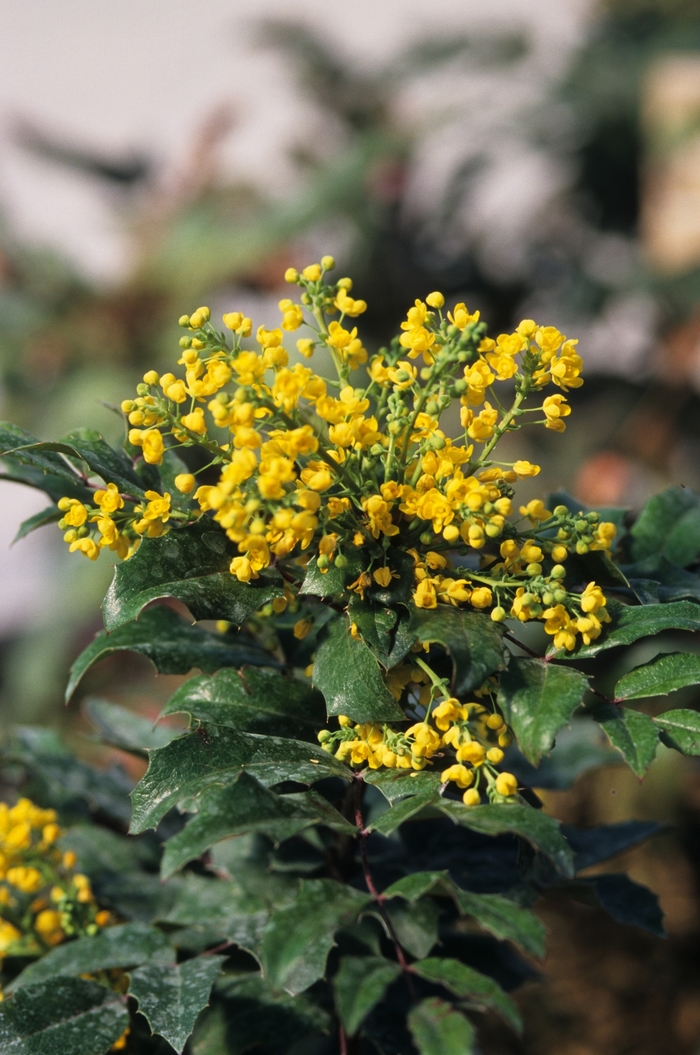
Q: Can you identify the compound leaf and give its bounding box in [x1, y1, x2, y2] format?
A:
[129, 956, 226, 1053]
[498, 658, 589, 764]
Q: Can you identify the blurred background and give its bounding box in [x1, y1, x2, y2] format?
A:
[4, 0, 700, 1050]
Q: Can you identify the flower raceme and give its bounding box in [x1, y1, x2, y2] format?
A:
[57, 257, 614, 658]
[0, 798, 112, 973]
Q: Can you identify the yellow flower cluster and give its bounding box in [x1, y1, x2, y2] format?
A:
[318, 685, 517, 807]
[0, 798, 111, 966]
[57, 256, 615, 652]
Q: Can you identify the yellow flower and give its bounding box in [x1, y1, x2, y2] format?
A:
[495, 772, 518, 797]
[94, 483, 124, 514]
[141, 429, 165, 465]
[512, 460, 541, 478]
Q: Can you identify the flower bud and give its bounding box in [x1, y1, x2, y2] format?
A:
[321, 255, 335, 270]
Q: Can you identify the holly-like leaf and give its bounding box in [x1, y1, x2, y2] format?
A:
[348, 598, 417, 668]
[453, 889, 546, 958]
[260, 879, 370, 995]
[11, 428, 147, 496]
[559, 601, 700, 660]
[498, 658, 589, 764]
[653, 709, 700, 755]
[591, 704, 659, 777]
[408, 997, 475, 1055]
[438, 802, 575, 876]
[130, 724, 351, 834]
[102, 520, 284, 631]
[83, 698, 178, 754]
[67, 605, 270, 701]
[384, 898, 440, 958]
[161, 666, 324, 737]
[363, 769, 442, 804]
[411, 956, 521, 1031]
[129, 956, 226, 1053]
[383, 871, 545, 957]
[13, 505, 62, 544]
[158, 873, 268, 953]
[590, 873, 665, 936]
[630, 486, 700, 565]
[160, 773, 355, 878]
[0, 977, 128, 1055]
[414, 606, 506, 695]
[615, 652, 700, 701]
[313, 615, 405, 722]
[621, 555, 700, 604]
[562, 820, 665, 872]
[369, 787, 441, 836]
[301, 553, 363, 597]
[332, 956, 401, 1035]
[9, 923, 174, 991]
[0, 422, 92, 497]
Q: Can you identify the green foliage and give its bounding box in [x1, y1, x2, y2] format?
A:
[0, 977, 128, 1055]
[7, 361, 700, 1055]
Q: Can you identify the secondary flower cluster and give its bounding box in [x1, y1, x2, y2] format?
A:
[0, 798, 111, 967]
[57, 256, 615, 652]
[319, 673, 518, 806]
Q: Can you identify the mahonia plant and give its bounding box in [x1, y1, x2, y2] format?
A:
[2, 259, 700, 1055]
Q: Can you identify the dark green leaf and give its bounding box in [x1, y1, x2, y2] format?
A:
[615, 651, 700, 701]
[9, 923, 173, 991]
[14, 427, 146, 495]
[159, 873, 268, 953]
[130, 724, 351, 834]
[348, 598, 417, 668]
[369, 787, 441, 836]
[453, 890, 546, 958]
[591, 873, 664, 936]
[408, 998, 475, 1055]
[414, 606, 506, 695]
[591, 705, 659, 777]
[67, 604, 270, 700]
[313, 615, 405, 722]
[438, 802, 574, 876]
[160, 773, 355, 878]
[0, 422, 90, 495]
[562, 820, 665, 872]
[161, 666, 324, 736]
[411, 956, 521, 1031]
[385, 898, 440, 958]
[260, 879, 370, 995]
[560, 601, 700, 660]
[332, 956, 401, 1035]
[621, 555, 700, 603]
[383, 871, 545, 957]
[129, 956, 226, 1053]
[363, 769, 442, 804]
[13, 505, 61, 544]
[83, 698, 178, 754]
[301, 553, 363, 597]
[59, 824, 159, 878]
[498, 658, 588, 764]
[0, 977, 128, 1055]
[654, 709, 700, 755]
[103, 520, 284, 631]
[630, 486, 700, 563]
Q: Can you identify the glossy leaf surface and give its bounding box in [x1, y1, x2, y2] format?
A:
[0, 977, 128, 1055]
[129, 956, 226, 1053]
[313, 615, 405, 722]
[498, 658, 589, 763]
